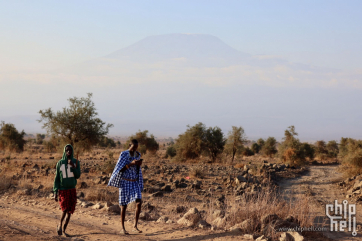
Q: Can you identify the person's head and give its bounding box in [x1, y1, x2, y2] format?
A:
[65, 145, 73, 158]
[129, 139, 138, 151]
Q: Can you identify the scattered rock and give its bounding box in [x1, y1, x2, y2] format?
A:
[104, 201, 113, 208]
[92, 203, 103, 209]
[80, 182, 88, 189]
[230, 218, 255, 232]
[279, 232, 294, 241]
[77, 192, 85, 198]
[156, 216, 169, 223]
[81, 202, 94, 208]
[284, 231, 304, 241]
[198, 220, 211, 229]
[235, 175, 247, 185]
[212, 209, 225, 219]
[255, 235, 268, 241]
[212, 217, 226, 228]
[140, 211, 151, 220]
[107, 205, 120, 214]
[151, 191, 164, 198]
[177, 207, 201, 227]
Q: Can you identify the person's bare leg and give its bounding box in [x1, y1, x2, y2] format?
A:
[63, 211, 71, 236]
[133, 199, 142, 233]
[57, 211, 66, 235]
[121, 205, 128, 234]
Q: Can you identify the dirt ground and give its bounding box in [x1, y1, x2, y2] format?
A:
[0, 155, 361, 240]
[278, 164, 362, 240]
[0, 198, 250, 241]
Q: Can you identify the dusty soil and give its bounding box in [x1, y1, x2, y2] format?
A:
[0, 198, 250, 241]
[278, 164, 362, 240]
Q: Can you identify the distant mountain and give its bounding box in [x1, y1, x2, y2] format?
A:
[105, 34, 250, 65]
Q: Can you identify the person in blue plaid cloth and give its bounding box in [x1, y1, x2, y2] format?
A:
[108, 139, 143, 235]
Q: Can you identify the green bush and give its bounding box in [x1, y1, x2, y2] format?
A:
[339, 138, 362, 175]
[261, 137, 277, 157]
[251, 143, 260, 154]
[242, 147, 254, 156]
[165, 145, 177, 158]
[278, 126, 307, 166]
[98, 136, 116, 148]
[174, 122, 225, 162]
[326, 140, 339, 158]
[0, 121, 26, 152]
[300, 142, 315, 160]
[125, 130, 159, 155]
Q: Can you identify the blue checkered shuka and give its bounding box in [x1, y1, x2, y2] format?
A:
[108, 150, 143, 206]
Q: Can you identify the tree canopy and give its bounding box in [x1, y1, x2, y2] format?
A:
[0, 121, 26, 152]
[38, 93, 113, 152]
[125, 130, 159, 154]
[174, 122, 225, 162]
[224, 126, 246, 162]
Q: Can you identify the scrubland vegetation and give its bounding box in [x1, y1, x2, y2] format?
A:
[0, 93, 361, 240]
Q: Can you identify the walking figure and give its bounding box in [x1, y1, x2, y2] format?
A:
[108, 139, 144, 235]
[53, 144, 81, 237]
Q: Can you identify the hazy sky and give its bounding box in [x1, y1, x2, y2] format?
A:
[1, 1, 362, 141]
[1, 1, 361, 70]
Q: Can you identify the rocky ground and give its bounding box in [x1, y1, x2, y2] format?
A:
[0, 151, 360, 240]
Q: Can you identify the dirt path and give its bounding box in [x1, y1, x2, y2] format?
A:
[0, 198, 249, 241]
[278, 165, 362, 240]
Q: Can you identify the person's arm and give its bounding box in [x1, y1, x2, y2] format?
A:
[71, 159, 81, 179]
[53, 162, 60, 201]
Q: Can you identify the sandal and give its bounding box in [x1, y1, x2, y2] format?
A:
[56, 225, 62, 236]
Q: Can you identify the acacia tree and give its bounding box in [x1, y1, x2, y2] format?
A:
[204, 126, 225, 161]
[225, 126, 246, 163]
[175, 122, 206, 161]
[174, 123, 225, 162]
[0, 121, 26, 152]
[38, 93, 113, 152]
[278, 126, 308, 166]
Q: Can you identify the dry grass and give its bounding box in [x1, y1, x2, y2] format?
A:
[189, 167, 205, 179]
[85, 188, 118, 202]
[204, 187, 315, 239]
[0, 175, 12, 192]
[17, 176, 33, 190]
[234, 163, 245, 169]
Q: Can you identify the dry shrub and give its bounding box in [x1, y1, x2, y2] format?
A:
[0, 175, 12, 191]
[86, 188, 118, 202]
[234, 163, 245, 169]
[42, 175, 55, 192]
[18, 176, 33, 190]
[189, 167, 205, 179]
[98, 160, 116, 173]
[211, 188, 315, 238]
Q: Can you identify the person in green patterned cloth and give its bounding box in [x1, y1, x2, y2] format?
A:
[53, 144, 81, 236]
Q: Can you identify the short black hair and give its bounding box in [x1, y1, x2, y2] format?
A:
[131, 139, 138, 145]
